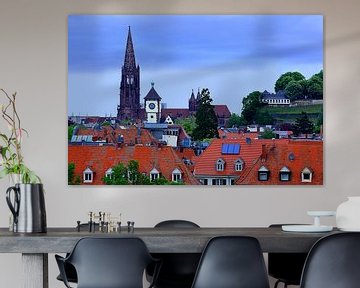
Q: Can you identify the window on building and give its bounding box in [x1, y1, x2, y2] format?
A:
[150, 168, 160, 182]
[83, 167, 93, 183]
[172, 168, 182, 182]
[301, 167, 313, 182]
[279, 166, 291, 181]
[258, 166, 269, 181]
[212, 178, 227, 185]
[234, 159, 244, 171]
[200, 179, 208, 185]
[105, 168, 113, 179]
[216, 158, 225, 171]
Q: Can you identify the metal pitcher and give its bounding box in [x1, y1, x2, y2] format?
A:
[6, 183, 47, 233]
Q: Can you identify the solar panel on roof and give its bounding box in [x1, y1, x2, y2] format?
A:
[221, 143, 228, 154]
[233, 144, 240, 154]
[221, 143, 240, 155]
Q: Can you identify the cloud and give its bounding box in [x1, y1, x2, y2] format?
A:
[68, 15, 323, 115]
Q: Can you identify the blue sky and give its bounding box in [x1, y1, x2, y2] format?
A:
[68, 15, 323, 116]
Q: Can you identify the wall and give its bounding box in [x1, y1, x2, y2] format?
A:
[0, 0, 360, 287]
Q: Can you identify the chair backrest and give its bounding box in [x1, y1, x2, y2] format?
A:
[151, 220, 201, 287]
[300, 232, 360, 288]
[191, 236, 270, 288]
[268, 224, 308, 285]
[155, 219, 200, 228]
[66, 237, 154, 288]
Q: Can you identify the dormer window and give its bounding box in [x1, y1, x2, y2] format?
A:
[234, 159, 244, 171]
[172, 168, 182, 182]
[105, 168, 113, 179]
[216, 158, 225, 171]
[279, 166, 291, 181]
[150, 168, 160, 181]
[301, 167, 313, 182]
[258, 166, 269, 181]
[83, 167, 93, 183]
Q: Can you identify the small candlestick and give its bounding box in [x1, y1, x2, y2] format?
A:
[77, 221, 81, 232]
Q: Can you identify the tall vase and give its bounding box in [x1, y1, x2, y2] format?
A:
[336, 197, 360, 231]
[6, 183, 47, 233]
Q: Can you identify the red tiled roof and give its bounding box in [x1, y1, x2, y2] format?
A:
[218, 129, 259, 140]
[76, 126, 158, 145]
[214, 105, 231, 117]
[162, 105, 231, 120]
[193, 138, 278, 177]
[68, 145, 199, 185]
[175, 147, 196, 162]
[162, 109, 191, 119]
[238, 140, 323, 185]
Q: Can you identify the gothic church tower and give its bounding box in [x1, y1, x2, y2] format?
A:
[117, 26, 140, 121]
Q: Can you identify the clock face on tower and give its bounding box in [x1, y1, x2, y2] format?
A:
[149, 103, 156, 110]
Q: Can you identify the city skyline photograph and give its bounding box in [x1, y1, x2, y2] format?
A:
[68, 15, 323, 186]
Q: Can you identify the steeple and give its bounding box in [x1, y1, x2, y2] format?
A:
[190, 89, 195, 101]
[189, 89, 196, 112]
[124, 26, 136, 71]
[117, 26, 141, 121]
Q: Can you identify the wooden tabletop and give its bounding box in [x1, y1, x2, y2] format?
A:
[0, 227, 340, 254]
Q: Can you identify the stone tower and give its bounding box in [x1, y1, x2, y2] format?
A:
[117, 26, 140, 121]
[188, 89, 196, 112]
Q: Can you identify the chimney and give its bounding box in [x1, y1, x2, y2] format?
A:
[261, 144, 267, 161]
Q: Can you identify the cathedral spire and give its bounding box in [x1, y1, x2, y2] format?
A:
[118, 26, 140, 121]
[124, 26, 136, 70]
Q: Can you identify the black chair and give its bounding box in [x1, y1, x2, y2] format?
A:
[268, 224, 308, 288]
[300, 232, 360, 288]
[56, 223, 99, 284]
[55, 237, 160, 288]
[147, 220, 201, 288]
[191, 236, 270, 288]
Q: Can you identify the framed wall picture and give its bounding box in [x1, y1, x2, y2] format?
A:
[68, 15, 323, 186]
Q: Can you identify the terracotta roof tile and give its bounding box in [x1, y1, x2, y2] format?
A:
[238, 140, 323, 185]
[68, 145, 199, 185]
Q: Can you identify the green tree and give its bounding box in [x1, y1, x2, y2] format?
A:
[254, 110, 274, 125]
[226, 113, 246, 128]
[241, 91, 262, 124]
[307, 75, 323, 99]
[175, 116, 197, 136]
[260, 129, 276, 139]
[101, 121, 111, 126]
[103, 162, 128, 185]
[293, 112, 314, 137]
[285, 80, 304, 101]
[275, 72, 305, 92]
[127, 160, 140, 184]
[68, 163, 81, 185]
[315, 69, 323, 80]
[192, 88, 219, 140]
[68, 163, 75, 184]
[103, 161, 173, 185]
[152, 176, 171, 185]
[314, 111, 323, 134]
[68, 125, 75, 142]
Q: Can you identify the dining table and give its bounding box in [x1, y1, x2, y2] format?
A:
[0, 226, 340, 288]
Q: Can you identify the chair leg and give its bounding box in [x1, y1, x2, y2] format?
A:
[274, 280, 289, 288]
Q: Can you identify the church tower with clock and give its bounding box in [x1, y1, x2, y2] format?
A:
[144, 82, 162, 123]
[117, 26, 140, 121]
